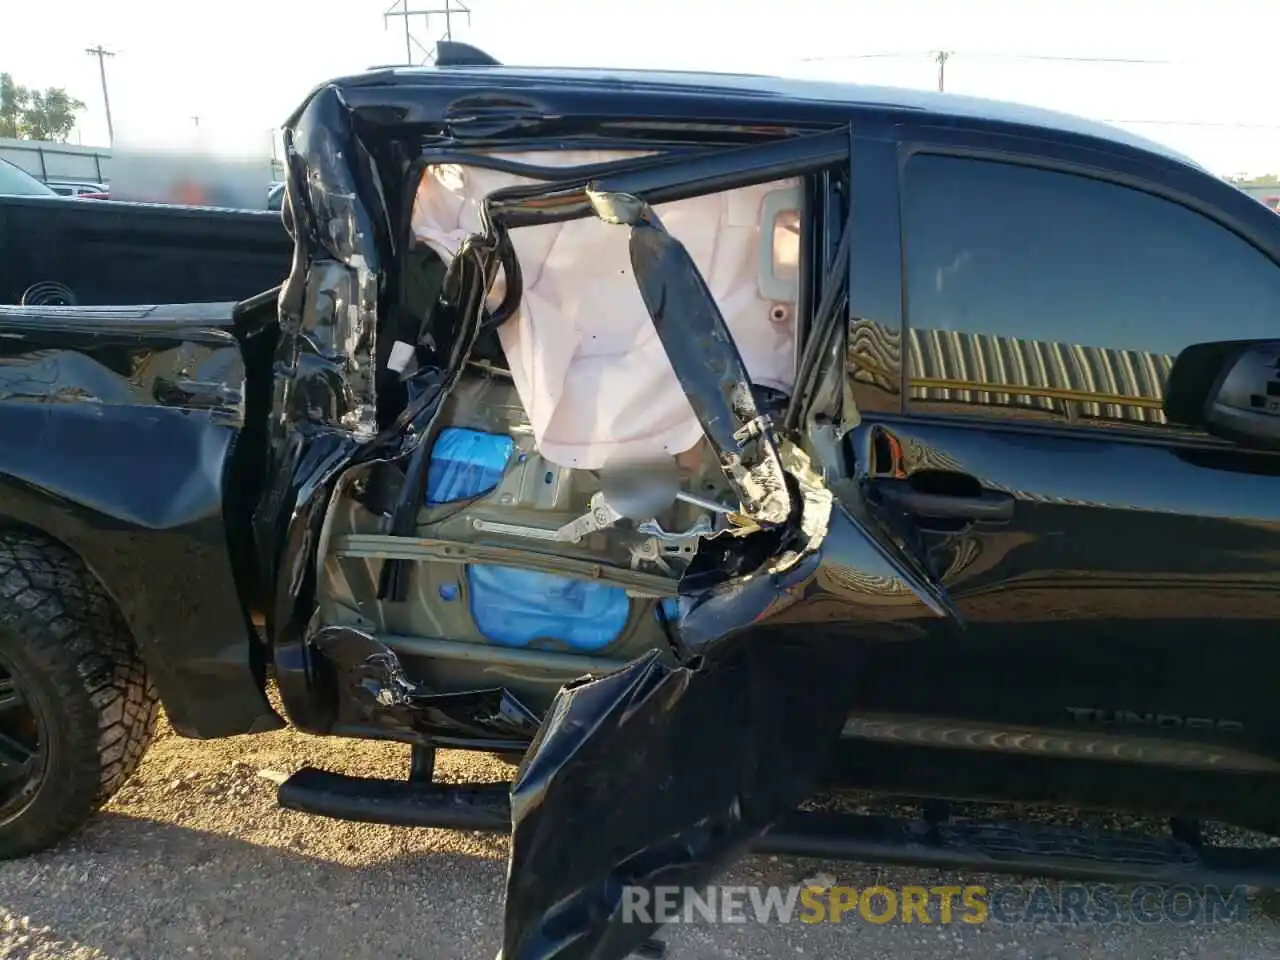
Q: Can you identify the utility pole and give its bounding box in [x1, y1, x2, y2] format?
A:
[384, 0, 471, 65]
[85, 45, 116, 145]
[398, 0, 411, 64]
[934, 50, 951, 92]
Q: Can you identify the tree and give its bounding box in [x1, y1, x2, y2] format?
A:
[20, 88, 85, 141]
[0, 72, 85, 142]
[0, 73, 24, 138]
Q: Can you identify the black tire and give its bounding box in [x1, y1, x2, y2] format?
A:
[0, 531, 159, 859]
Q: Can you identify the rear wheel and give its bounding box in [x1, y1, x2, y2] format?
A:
[0, 532, 159, 859]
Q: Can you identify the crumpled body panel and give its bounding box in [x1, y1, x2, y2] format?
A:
[271, 73, 939, 960]
[499, 501, 952, 960]
[411, 155, 800, 469]
[0, 302, 281, 738]
[501, 638, 846, 960]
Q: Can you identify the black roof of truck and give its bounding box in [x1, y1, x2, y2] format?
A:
[307, 41, 1200, 172]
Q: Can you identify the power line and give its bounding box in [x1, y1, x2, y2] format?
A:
[84, 45, 115, 146]
[957, 51, 1172, 64]
[793, 51, 1280, 132]
[801, 49, 1172, 92]
[796, 49, 955, 89]
[800, 51, 928, 62]
[1104, 118, 1280, 130]
[802, 50, 1173, 65]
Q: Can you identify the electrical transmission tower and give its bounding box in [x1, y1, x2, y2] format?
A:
[85, 44, 116, 145]
[384, 0, 472, 65]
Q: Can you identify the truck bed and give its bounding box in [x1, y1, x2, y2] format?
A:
[0, 195, 290, 307]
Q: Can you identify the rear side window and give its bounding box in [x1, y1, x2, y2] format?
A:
[901, 155, 1280, 429]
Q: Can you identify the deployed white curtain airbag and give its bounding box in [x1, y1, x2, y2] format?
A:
[411, 151, 800, 470]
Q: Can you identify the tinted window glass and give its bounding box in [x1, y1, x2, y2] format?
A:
[0, 160, 56, 197]
[903, 155, 1280, 428]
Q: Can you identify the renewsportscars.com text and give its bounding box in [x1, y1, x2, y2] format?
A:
[620, 883, 1250, 926]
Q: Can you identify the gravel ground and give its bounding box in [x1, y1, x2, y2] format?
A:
[1, 705, 1279, 960]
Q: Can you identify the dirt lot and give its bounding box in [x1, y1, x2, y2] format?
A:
[1, 706, 1279, 960]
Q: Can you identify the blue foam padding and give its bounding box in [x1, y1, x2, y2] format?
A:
[466, 564, 630, 651]
[425, 427, 515, 504]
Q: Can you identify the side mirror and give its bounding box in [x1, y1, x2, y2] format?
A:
[1165, 340, 1280, 449]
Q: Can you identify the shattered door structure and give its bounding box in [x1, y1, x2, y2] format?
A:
[269, 82, 950, 960]
[411, 154, 801, 470]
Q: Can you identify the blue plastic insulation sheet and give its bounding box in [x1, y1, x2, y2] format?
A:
[424, 426, 631, 651]
[466, 565, 630, 651]
[425, 427, 516, 504]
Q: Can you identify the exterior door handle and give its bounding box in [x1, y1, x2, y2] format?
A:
[869, 477, 1015, 522]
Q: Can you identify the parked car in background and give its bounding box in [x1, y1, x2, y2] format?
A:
[1, 163, 108, 200]
[45, 179, 110, 199]
[1264, 194, 1280, 213]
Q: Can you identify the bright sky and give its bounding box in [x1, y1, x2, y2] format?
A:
[2, 0, 1277, 176]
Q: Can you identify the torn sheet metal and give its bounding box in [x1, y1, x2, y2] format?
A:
[257, 82, 389, 638]
[496, 450, 954, 959]
[587, 189, 793, 526]
[312, 624, 541, 745]
[498, 491, 952, 960]
[279, 84, 384, 435]
[501, 642, 840, 960]
[263, 80, 506, 733]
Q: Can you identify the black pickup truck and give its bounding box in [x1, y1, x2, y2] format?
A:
[1, 41, 1279, 960]
[0, 157, 289, 306]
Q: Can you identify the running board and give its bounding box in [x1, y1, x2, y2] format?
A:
[752, 811, 1280, 887]
[277, 768, 1280, 888]
[278, 766, 510, 831]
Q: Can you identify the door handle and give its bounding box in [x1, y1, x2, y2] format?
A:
[869, 477, 1015, 522]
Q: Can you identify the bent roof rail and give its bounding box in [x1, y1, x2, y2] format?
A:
[484, 127, 849, 230]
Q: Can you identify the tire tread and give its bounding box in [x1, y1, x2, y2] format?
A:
[0, 532, 159, 858]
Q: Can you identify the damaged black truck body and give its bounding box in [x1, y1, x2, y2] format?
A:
[6, 40, 1280, 960]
